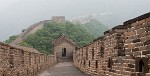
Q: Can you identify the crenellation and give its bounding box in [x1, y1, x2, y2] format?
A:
[73, 12, 150, 76]
[0, 42, 56, 76]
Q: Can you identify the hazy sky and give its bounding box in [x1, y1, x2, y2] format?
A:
[0, 0, 150, 41]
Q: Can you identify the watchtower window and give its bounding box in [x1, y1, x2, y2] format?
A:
[62, 48, 66, 57]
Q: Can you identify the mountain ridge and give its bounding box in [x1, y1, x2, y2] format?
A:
[10, 20, 51, 45]
[5, 18, 108, 54]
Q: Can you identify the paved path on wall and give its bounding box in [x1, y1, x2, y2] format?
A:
[38, 62, 90, 76]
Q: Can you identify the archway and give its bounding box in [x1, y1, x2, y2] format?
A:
[62, 48, 66, 57]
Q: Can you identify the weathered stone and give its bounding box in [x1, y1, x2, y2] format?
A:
[132, 48, 139, 52]
[0, 42, 56, 76]
[142, 50, 150, 55]
[135, 42, 143, 47]
[127, 43, 135, 49]
[146, 17, 150, 22]
[128, 64, 134, 68]
[139, 46, 147, 51]
[133, 39, 141, 43]
[138, 32, 147, 38]
[73, 12, 150, 76]
[140, 37, 146, 42]
[144, 40, 150, 45]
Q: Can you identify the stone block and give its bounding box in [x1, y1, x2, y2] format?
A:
[132, 48, 140, 52]
[144, 40, 150, 45]
[133, 39, 141, 43]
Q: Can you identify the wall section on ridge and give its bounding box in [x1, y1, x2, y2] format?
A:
[73, 12, 150, 76]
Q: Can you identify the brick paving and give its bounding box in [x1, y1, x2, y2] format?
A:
[38, 62, 90, 76]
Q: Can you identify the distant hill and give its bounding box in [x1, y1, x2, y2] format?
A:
[10, 20, 50, 45]
[5, 21, 94, 54]
[81, 19, 108, 38]
[5, 19, 108, 54]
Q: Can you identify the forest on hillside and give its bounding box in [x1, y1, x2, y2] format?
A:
[20, 21, 94, 53]
[5, 20, 108, 54]
[81, 19, 108, 37]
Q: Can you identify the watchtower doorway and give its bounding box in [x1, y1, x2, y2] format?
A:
[52, 34, 76, 62]
[62, 48, 66, 57]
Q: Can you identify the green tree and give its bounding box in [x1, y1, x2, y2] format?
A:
[5, 35, 19, 44]
[81, 19, 108, 38]
[5, 19, 108, 54]
[20, 21, 94, 54]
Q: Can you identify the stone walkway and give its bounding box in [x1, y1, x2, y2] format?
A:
[38, 62, 90, 76]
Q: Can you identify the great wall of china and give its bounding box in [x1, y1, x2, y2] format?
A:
[0, 41, 56, 76]
[0, 13, 150, 76]
[73, 12, 150, 76]
[11, 16, 65, 45]
[10, 20, 51, 45]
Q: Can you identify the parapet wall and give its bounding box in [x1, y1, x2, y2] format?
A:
[0, 42, 56, 76]
[73, 12, 150, 76]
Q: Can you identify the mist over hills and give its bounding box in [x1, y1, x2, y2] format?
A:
[5, 19, 108, 53]
[81, 19, 108, 37]
[0, 0, 150, 40]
